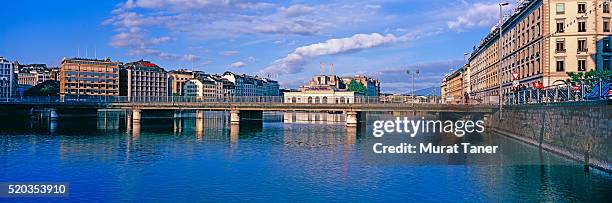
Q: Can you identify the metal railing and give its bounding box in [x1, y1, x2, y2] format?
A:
[505, 77, 611, 105]
[0, 95, 443, 105]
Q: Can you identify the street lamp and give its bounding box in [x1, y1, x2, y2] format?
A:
[498, 2, 509, 120]
[406, 67, 419, 107]
[463, 52, 469, 105]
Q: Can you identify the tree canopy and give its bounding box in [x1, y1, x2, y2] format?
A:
[347, 79, 368, 95]
[24, 80, 60, 96]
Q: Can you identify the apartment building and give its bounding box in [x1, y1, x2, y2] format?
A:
[119, 60, 168, 99]
[222, 72, 279, 96]
[183, 74, 236, 99]
[468, 0, 611, 103]
[60, 57, 121, 96]
[0, 57, 15, 98]
[15, 63, 51, 86]
[168, 69, 196, 96]
[444, 68, 465, 104]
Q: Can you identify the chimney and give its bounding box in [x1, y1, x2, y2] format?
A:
[320, 62, 325, 75]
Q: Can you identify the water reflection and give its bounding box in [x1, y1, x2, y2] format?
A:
[0, 110, 610, 202]
[283, 111, 345, 124]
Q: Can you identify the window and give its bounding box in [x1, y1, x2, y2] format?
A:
[604, 39, 611, 52]
[604, 2, 610, 13]
[556, 60, 565, 72]
[604, 59, 610, 71]
[578, 39, 587, 52]
[604, 20, 610, 32]
[578, 59, 587, 71]
[578, 20, 586, 32]
[556, 21, 564, 33]
[578, 3, 586, 13]
[556, 3, 565, 14]
[556, 39, 565, 52]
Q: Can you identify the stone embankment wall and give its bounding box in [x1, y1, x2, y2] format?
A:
[488, 100, 611, 172]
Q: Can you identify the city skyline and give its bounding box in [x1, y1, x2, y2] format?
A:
[0, 0, 516, 93]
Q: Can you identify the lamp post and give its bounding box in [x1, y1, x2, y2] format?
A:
[463, 52, 469, 105]
[406, 67, 420, 107]
[498, 2, 509, 120]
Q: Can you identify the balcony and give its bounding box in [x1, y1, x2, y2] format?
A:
[577, 48, 588, 53]
[555, 49, 566, 53]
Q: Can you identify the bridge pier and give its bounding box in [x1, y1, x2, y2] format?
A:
[230, 110, 263, 125]
[230, 110, 240, 125]
[195, 110, 204, 119]
[132, 109, 141, 123]
[344, 111, 361, 127]
[49, 108, 59, 121]
[174, 110, 182, 118]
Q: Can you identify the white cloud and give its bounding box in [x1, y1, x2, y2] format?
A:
[125, 0, 231, 10]
[245, 56, 256, 63]
[447, 3, 500, 31]
[279, 4, 315, 17]
[220, 50, 239, 56]
[365, 4, 381, 9]
[182, 54, 200, 62]
[150, 36, 173, 45]
[261, 33, 399, 75]
[230, 61, 247, 68]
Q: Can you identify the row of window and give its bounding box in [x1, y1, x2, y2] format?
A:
[555, 38, 611, 53]
[556, 19, 610, 33]
[289, 96, 351, 104]
[556, 58, 610, 72]
[557, 2, 610, 14]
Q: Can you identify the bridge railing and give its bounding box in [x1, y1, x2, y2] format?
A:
[504, 77, 611, 105]
[0, 95, 445, 105]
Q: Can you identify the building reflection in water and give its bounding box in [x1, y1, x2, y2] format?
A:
[230, 124, 239, 144]
[195, 117, 204, 142]
[283, 111, 345, 124]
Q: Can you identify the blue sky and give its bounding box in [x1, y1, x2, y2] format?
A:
[0, 0, 512, 93]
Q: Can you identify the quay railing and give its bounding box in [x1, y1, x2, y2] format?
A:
[504, 77, 611, 105]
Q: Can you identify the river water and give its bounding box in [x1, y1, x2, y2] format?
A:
[0, 111, 610, 202]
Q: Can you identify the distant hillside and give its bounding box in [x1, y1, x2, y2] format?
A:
[413, 87, 440, 96]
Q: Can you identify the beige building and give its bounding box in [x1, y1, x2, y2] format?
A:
[169, 70, 196, 96]
[60, 57, 121, 96]
[468, 0, 611, 104]
[15, 63, 51, 87]
[440, 77, 448, 102]
[284, 74, 357, 104]
[444, 68, 465, 104]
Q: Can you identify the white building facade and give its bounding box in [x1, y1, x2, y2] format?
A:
[0, 57, 15, 98]
[222, 72, 279, 97]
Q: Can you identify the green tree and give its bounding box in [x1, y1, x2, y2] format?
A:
[566, 70, 612, 84]
[24, 80, 60, 96]
[348, 79, 368, 95]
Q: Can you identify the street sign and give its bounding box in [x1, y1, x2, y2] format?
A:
[513, 80, 519, 87]
[512, 72, 519, 80]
